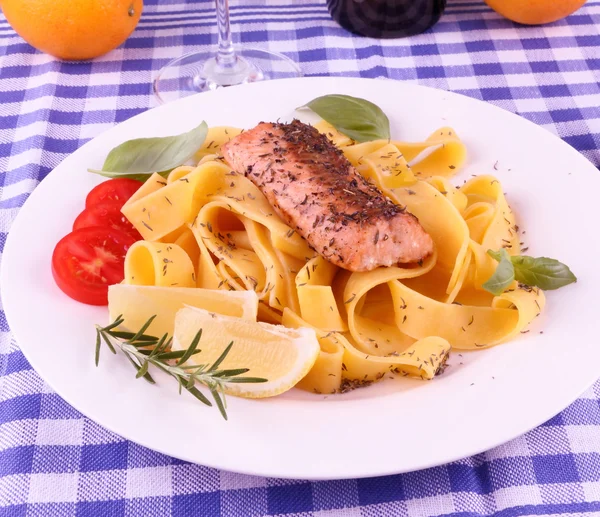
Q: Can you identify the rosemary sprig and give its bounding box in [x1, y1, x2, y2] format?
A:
[95, 315, 267, 420]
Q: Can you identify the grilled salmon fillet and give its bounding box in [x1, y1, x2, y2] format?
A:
[221, 120, 434, 272]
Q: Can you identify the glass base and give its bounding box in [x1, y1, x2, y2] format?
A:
[153, 48, 302, 104]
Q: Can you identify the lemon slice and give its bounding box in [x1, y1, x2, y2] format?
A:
[173, 306, 320, 398]
[108, 284, 258, 339]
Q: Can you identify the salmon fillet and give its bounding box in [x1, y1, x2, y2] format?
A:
[221, 120, 434, 272]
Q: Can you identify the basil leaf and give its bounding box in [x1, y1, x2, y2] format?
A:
[87, 168, 170, 183]
[482, 248, 515, 295]
[299, 94, 390, 143]
[487, 250, 503, 262]
[90, 121, 208, 180]
[511, 255, 577, 291]
[487, 249, 577, 292]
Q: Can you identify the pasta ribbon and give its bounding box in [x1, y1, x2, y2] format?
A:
[341, 334, 451, 382]
[124, 241, 195, 288]
[397, 127, 467, 178]
[342, 126, 467, 182]
[343, 259, 436, 356]
[427, 176, 468, 214]
[387, 180, 470, 299]
[296, 256, 347, 332]
[169, 227, 200, 269]
[121, 161, 232, 241]
[388, 280, 544, 350]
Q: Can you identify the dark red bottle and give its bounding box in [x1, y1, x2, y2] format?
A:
[327, 0, 446, 38]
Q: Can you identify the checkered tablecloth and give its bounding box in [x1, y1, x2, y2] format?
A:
[1, 0, 600, 515]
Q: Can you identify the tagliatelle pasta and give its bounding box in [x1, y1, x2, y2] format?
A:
[120, 122, 544, 394]
[124, 241, 196, 288]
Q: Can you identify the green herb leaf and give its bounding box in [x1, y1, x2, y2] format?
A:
[87, 168, 171, 183]
[486, 249, 577, 292]
[136, 360, 149, 379]
[208, 384, 228, 420]
[211, 368, 250, 378]
[226, 377, 269, 383]
[299, 94, 390, 142]
[124, 353, 155, 384]
[127, 315, 157, 343]
[111, 332, 158, 345]
[89, 121, 208, 180]
[100, 332, 117, 355]
[94, 330, 101, 367]
[177, 328, 202, 365]
[155, 349, 202, 361]
[148, 334, 171, 358]
[185, 375, 196, 389]
[186, 386, 212, 406]
[482, 248, 515, 295]
[510, 255, 576, 291]
[487, 250, 503, 263]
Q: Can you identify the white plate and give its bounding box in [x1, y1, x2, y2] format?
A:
[2, 77, 599, 480]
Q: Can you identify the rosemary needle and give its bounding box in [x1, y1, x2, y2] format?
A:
[95, 315, 267, 420]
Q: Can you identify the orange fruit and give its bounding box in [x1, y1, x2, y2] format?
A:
[484, 0, 586, 25]
[1, 0, 143, 61]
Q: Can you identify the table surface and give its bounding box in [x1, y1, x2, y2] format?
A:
[1, 1, 600, 516]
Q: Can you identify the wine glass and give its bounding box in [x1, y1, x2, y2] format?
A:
[153, 0, 302, 103]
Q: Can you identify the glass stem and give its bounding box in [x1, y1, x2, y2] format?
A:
[215, 0, 236, 67]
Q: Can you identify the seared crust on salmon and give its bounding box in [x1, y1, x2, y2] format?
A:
[221, 120, 434, 272]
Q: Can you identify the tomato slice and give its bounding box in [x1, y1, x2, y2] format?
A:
[85, 178, 143, 208]
[52, 227, 135, 305]
[73, 202, 142, 240]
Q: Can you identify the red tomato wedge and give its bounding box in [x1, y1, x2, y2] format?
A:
[73, 202, 142, 240]
[85, 178, 143, 208]
[51, 227, 136, 305]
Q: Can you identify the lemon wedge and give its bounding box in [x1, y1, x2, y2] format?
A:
[173, 306, 320, 398]
[108, 284, 258, 339]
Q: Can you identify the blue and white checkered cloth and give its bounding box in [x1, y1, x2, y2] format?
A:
[1, 0, 600, 515]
